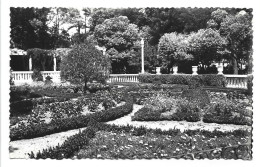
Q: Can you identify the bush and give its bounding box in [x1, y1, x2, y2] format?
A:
[175, 100, 201, 122]
[138, 74, 226, 87]
[32, 69, 43, 81]
[131, 107, 161, 121]
[44, 76, 53, 85]
[247, 75, 253, 96]
[132, 96, 201, 122]
[203, 99, 252, 125]
[181, 89, 210, 108]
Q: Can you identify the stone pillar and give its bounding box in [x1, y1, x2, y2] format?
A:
[141, 38, 145, 74]
[53, 56, 57, 71]
[217, 65, 223, 75]
[192, 66, 198, 75]
[172, 66, 178, 74]
[156, 67, 161, 75]
[29, 56, 32, 71]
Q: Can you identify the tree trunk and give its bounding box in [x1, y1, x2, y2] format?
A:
[232, 56, 238, 74]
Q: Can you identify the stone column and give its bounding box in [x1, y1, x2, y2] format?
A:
[192, 66, 198, 75]
[53, 56, 57, 71]
[29, 56, 32, 71]
[141, 38, 145, 74]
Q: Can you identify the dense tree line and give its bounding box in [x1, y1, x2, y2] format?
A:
[10, 7, 253, 74]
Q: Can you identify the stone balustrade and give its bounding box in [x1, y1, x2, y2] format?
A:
[11, 71, 250, 89]
[225, 75, 248, 89]
[108, 74, 139, 83]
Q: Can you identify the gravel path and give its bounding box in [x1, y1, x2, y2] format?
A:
[9, 127, 87, 159]
[9, 104, 251, 159]
[107, 104, 252, 132]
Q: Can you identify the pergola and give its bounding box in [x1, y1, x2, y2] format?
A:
[10, 48, 72, 71]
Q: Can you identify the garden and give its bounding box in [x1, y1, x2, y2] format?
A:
[9, 74, 252, 159]
[9, 7, 253, 160]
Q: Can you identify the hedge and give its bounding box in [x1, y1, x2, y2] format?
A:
[10, 96, 133, 141]
[138, 74, 226, 87]
[10, 97, 70, 116]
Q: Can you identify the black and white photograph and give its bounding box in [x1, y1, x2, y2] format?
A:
[1, 0, 260, 166]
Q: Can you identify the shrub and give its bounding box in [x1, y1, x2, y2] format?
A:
[131, 107, 161, 121]
[44, 76, 53, 85]
[31, 69, 43, 81]
[181, 89, 210, 108]
[247, 75, 253, 96]
[132, 96, 201, 122]
[203, 99, 252, 125]
[175, 100, 201, 122]
[138, 74, 226, 87]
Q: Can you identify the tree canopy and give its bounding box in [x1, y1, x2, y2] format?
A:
[60, 43, 111, 89]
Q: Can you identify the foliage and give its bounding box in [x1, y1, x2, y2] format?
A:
[10, 7, 53, 50]
[132, 94, 201, 122]
[31, 69, 43, 81]
[203, 99, 252, 125]
[158, 32, 192, 72]
[29, 127, 95, 159]
[187, 28, 227, 65]
[94, 16, 139, 57]
[10, 94, 133, 141]
[60, 43, 111, 91]
[209, 9, 253, 74]
[181, 89, 210, 108]
[72, 123, 250, 160]
[44, 76, 53, 85]
[138, 74, 226, 87]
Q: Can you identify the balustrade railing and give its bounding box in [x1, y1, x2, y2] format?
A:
[108, 74, 139, 83]
[11, 71, 61, 84]
[10, 71, 250, 89]
[225, 75, 248, 89]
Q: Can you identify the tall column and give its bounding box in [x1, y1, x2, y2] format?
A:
[53, 56, 57, 71]
[29, 56, 32, 71]
[141, 38, 145, 74]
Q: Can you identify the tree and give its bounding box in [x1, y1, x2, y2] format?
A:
[10, 7, 52, 50]
[60, 43, 111, 91]
[207, 9, 253, 74]
[219, 11, 253, 74]
[158, 32, 192, 73]
[188, 28, 227, 66]
[94, 16, 139, 73]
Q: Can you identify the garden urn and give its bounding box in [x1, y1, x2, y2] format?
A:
[156, 67, 161, 75]
[172, 66, 178, 74]
[217, 65, 224, 75]
[192, 66, 198, 75]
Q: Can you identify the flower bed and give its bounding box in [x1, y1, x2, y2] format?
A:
[29, 122, 251, 160]
[132, 94, 201, 122]
[10, 93, 133, 141]
[131, 90, 252, 126]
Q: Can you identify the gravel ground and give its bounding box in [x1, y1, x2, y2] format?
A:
[9, 127, 87, 159]
[9, 104, 251, 159]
